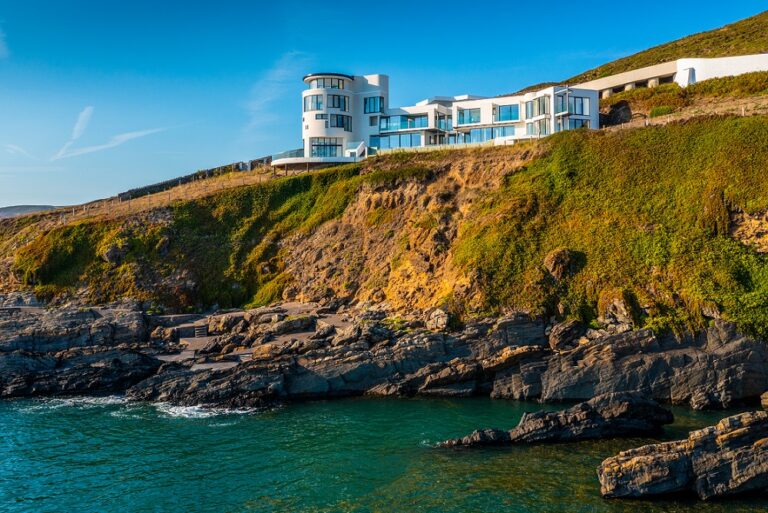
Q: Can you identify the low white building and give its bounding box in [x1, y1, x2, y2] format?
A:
[575, 53, 768, 98]
[272, 74, 599, 166]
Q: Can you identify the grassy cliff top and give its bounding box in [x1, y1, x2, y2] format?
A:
[567, 11, 768, 84]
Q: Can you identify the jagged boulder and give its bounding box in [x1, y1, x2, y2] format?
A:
[311, 320, 336, 340]
[101, 242, 127, 265]
[268, 315, 317, 335]
[543, 248, 583, 281]
[548, 319, 585, 351]
[599, 410, 768, 500]
[439, 392, 673, 448]
[426, 308, 450, 331]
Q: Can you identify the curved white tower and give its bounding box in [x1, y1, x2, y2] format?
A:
[301, 73, 389, 160]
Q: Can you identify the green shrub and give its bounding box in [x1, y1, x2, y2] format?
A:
[650, 105, 676, 117]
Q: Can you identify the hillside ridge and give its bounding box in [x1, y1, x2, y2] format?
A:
[566, 11, 768, 84]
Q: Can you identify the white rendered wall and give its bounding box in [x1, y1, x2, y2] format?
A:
[675, 54, 768, 86]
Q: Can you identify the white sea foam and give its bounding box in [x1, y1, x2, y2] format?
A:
[154, 403, 260, 419]
[23, 395, 128, 412]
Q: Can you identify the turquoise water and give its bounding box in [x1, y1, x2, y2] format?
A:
[0, 397, 766, 513]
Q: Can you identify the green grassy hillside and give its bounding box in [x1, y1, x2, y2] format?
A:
[567, 11, 768, 83]
[4, 115, 768, 337]
[453, 115, 768, 336]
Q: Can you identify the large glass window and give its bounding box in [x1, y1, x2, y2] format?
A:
[308, 77, 345, 89]
[370, 135, 380, 148]
[328, 94, 349, 111]
[555, 95, 591, 116]
[493, 125, 515, 138]
[377, 133, 422, 149]
[461, 126, 516, 143]
[330, 114, 352, 131]
[379, 115, 428, 131]
[303, 94, 323, 112]
[457, 108, 481, 125]
[568, 96, 590, 115]
[524, 96, 550, 118]
[495, 104, 519, 122]
[436, 113, 452, 131]
[310, 137, 343, 157]
[364, 96, 384, 113]
[526, 119, 551, 136]
[569, 118, 590, 129]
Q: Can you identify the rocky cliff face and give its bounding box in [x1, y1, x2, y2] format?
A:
[126, 302, 768, 411]
[0, 302, 162, 398]
[0, 297, 766, 416]
[492, 321, 768, 410]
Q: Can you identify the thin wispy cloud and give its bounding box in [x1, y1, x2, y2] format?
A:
[243, 51, 313, 139]
[71, 106, 94, 140]
[4, 144, 36, 159]
[52, 106, 166, 160]
[0, 29, 8, 59]
[52, 127, 167, 161]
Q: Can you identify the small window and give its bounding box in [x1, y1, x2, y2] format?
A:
[364, 96, 384, 114]
[369, 115, 378, 126]
[303, 94, 323, 112]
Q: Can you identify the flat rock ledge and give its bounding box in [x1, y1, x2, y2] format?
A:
[439, 392, 674, 448]
[598, 410, 768, 500]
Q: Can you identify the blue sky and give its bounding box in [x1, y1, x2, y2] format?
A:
[0, 1, 765, 207]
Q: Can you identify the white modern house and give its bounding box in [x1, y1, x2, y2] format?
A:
[271, 73, 599, 167]
[270, 52, 768, 167]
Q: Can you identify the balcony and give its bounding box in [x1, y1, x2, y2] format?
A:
[271, 148, 304, 160]
[379, 115, 428, 132]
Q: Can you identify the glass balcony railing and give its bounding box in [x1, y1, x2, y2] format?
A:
[379, 115, 428, 132]
[271, 148, 304, 160]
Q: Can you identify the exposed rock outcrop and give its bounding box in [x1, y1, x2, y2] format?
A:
[0, 302, 162, 398]
[0, 303, 147, 353]
[598, 410, 768, 500]
[2, 299, 767, 414]
[439, 393, 673, 447]
[0, 347, 162, 398]
[492, 321, 768, 410]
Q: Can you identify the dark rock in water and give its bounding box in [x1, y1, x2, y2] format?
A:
[126, 360, 287, 408]
[598, 410, 768, 500]
[493, 320, 768, 410]
[0, 347, 161, 398]
[439, 392, 673, 448]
